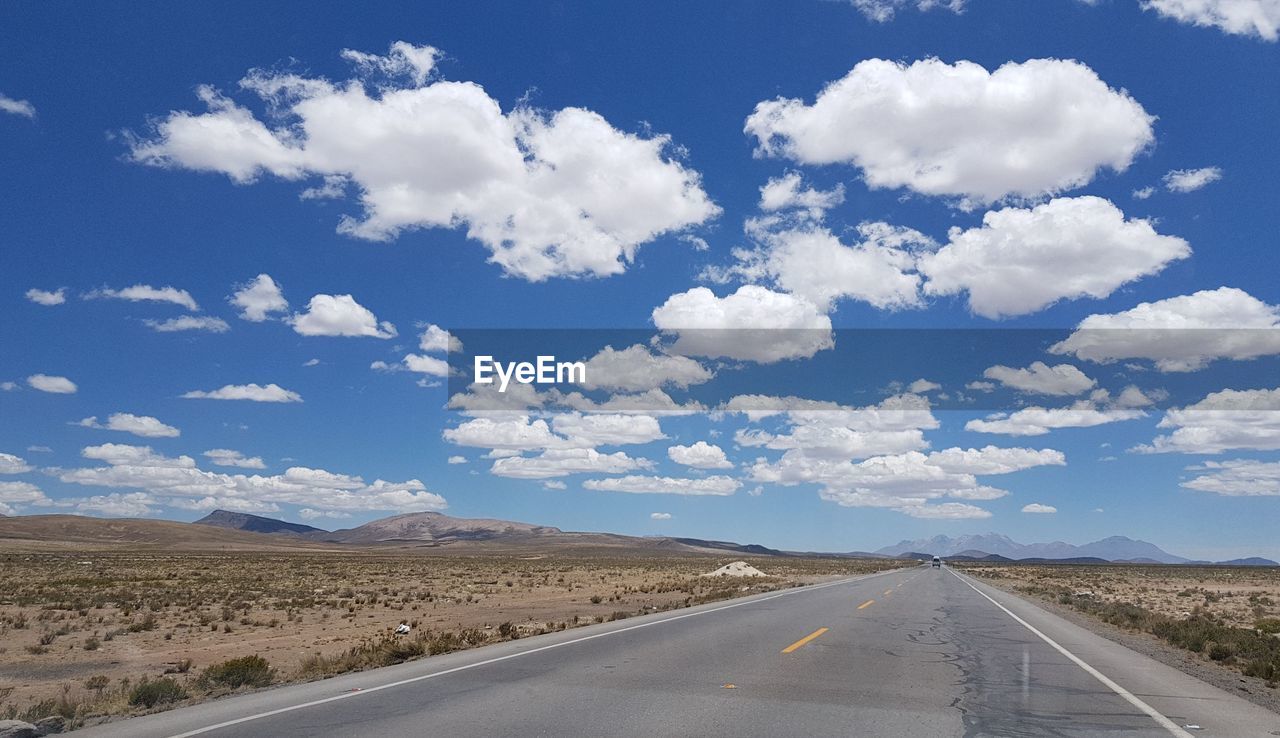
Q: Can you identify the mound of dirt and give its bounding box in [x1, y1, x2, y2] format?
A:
[703, 561, 767, 577]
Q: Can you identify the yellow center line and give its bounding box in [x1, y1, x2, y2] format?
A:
[883, 589, 893, 596]
[857, 599, 875, 610]
[781, 627, 829, 654]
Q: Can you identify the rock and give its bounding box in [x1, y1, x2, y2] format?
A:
[33, 716, 66, 734]
[702, 561, 767, 578]
[0, 720, 41, 738]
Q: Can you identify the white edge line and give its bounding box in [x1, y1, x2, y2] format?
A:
[950, 569, 1194, 738]
[167, 568, 903, 737]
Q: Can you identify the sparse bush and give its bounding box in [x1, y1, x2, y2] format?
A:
[129, 677, 187, 708]
[198, 655, 274, 689]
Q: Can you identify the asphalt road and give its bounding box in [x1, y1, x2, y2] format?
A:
[75, 566, 1280, 737]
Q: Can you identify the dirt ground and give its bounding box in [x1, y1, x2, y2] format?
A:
[0, 551, 898, 722]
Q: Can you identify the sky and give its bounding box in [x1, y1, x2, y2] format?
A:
[2, 0, 1279, 560]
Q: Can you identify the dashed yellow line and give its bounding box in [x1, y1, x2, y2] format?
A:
[883, 589, 893, 596]
[857, 599, 875, 610]
[781, 627, 829, 654]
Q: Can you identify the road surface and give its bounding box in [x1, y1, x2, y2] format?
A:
[75, 566, 1279, 737]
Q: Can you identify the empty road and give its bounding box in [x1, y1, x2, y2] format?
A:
[76, 566, 1279, 737]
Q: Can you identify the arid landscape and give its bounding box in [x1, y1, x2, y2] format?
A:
[960, 562, 1280, 699]
[0, 514, 902, 729]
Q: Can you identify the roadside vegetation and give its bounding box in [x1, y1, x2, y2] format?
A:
[0, 551, 902, 728]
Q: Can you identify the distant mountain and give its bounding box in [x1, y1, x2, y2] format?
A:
[194, 509, 327, 536]
[0, 514, 335, 551]
[314, 511, 561, 544]
[876, 533, 1189, 564]
[1218, 557, 1280, 566]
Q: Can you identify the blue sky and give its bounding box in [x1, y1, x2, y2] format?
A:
[2, 0, 1278, 559]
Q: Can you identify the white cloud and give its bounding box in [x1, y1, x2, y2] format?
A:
[418, 324, 461, 353]
[1, 382, 17, 392]
[725, 393, 938, 460]
[1141, 0, 1280, 40]
[59, 443, 447, 515]
[847, 0, 964, 22]
[203, 448, 267, 469]
[982, 362, 1096, 396]
[73, 492, 157, 517]
[924, 446, 1067, 475]
[182, 383, 302, 402]
[541, 480, 567, 490]
[966, 402, 1144, 436]
[491, 448, 653, 479]
[373, 353, 451, 377]
[76, 413, 181, 438]
[1163, 166, 1223, 192]
[1135, 387, 1280, 453]
[1050, 288, 1280, 371]
[650, 511, 673, 520]
[579, 345, 712, 392]
[0, 452, 34, 474]
[446, 455, 466, 465]
[894, 502, 992, 519]
[144, 315, 231, 333]
[27, 374, 77, 394]
[551, 413, 666, 447]
[652, 286, 833, 363]
[746, 58, 1153, 204]
[291, 294, 396, 338]
[1021, 503, 1058, 513]
[0, 481, 53, 515]
[85, 284, 199, 311]
[908, 379, 942, 394]
[230, 274, 289, 322]
[714, 218, 932, 312]
[1132, 186, 1156, 200]
[758, 172, 845, 214]
[299, 507, 353, 520]
[25, 288, 65, 306]
[583, 475, 740, 496]
[443, 413, 663, 452]
[919, 197, 1189, 318]
[668, 441, 734, 469]
[1182, 459, 1280, 496]
[0, 93, 36, 119]
[128, 42, 718, 282]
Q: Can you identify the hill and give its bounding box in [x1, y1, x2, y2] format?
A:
[194, 509, 327, 536]
[0, 514, 337, 551]
[875, 533, 1189, 563]
[313, 511, 562, 544]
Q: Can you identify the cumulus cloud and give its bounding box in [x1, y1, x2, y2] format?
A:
[85, 284, 199, 311]
[144, 315, 231, 333]
[182, 383, 302, 402]
[58, 443, 447, 515]
[1181, 459, 1280, 496]
[711, 218, 932, 312]
[982, 362, 1096, 396]
[908, 379, 942, 394]
[919, 197, 1189, 318]
[230, 274, 289, 321]
[583, 475, 740, 496]
[725, 393, 938, 460]
[0, 93, 36, 119]
[73, 492, 156, 517]
[893, 502, 992, 519]
[745, 58, 1153, 204]
[491, 448, 653, 479]
[1163, 166, 1223, 192]
[758, 172, 845, 214]
[650, 511, 673, 520]
[1134, 387, 1280, 453]
[847, 0, 964, 22]
[1141, 0, 1280, 40]
[291, 294, 396, 338]
[0, 481, 53, 515]
[443, 413, 664, 451]
[0, 452, 34, 474]
[25, 288, 65, 306]
[966, 403, 1144, 436]
[27, 374, 77, 394]
[579, 345, 712, 392]
[652, 286, 833, 363]
[299, 507, 353, 520]
[203, 448, 267, 469]
[1050, 288, 1280, 371]
[1022, 503, 1058, 513]
[127, 42, 718, 281]
[447, 455, 466, 465]
[372, 354, 450, 377]
[76, 413, 181, 438]
[418, 324, 462, 353]
[668, 441, 734, 469]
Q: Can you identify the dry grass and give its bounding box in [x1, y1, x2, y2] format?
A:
[0, 551, 900, 727]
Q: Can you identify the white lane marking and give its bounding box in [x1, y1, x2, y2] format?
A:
[950, 570, 1193, 738]
[167, 568, 905, 737]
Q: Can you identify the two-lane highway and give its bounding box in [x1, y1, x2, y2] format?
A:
[76, 566, 1280, 737]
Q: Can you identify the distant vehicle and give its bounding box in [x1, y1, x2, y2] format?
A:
[931, 556, 942, 568]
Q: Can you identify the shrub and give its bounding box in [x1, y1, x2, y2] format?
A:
[199, 655, 274, 689]
[129, 678, 187, 708]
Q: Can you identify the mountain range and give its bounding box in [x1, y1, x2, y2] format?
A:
[1, 511, 1274, 565]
